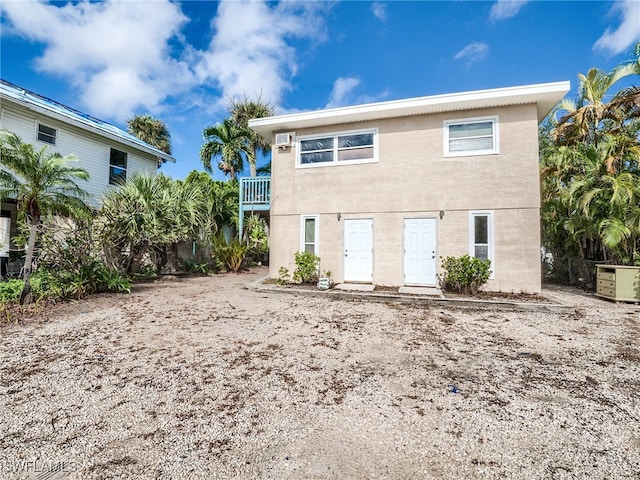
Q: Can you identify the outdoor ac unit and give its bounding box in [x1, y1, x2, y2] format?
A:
[275, 132, 293, 147]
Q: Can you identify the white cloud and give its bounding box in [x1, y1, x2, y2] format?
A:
[196, 0, 329, 111]
[594, 0, 640, 55]
[489, 0, 529, 22]
[326, 77, 361, 108]
[372, 2, 387, 22]
[0, 0, 332, 120]
[0, 0, 193, 120]
[454, 42, 489, 68]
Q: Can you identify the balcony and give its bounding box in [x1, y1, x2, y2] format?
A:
[239, 176, 271, 235]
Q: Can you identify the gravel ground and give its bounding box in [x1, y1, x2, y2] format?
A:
[1, 267, 639, 479]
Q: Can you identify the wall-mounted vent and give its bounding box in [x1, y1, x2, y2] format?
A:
[275, 132, 293, 147]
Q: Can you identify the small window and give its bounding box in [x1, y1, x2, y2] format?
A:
[469, 211, 494, 276]
[444, 117, 498, 156]
[109, 148, 127, 185]
[37, 124, 57, 145]
[298, 129, 377, 167]
[301, 215, 319, 254]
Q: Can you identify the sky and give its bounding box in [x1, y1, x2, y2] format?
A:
[1, 0, 639, 181]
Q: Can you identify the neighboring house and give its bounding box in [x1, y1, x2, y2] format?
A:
[0, 79, 175, 271]
[248, 82, 569, 293]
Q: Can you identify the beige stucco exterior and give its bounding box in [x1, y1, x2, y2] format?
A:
[251, 83, 570, 294]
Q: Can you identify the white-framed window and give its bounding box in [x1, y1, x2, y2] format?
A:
[469, 211, 494, 276]
[301, 215, 319, 254]
[444, 116, 498, 157]
[37, 123, 57, 145]
[297, 129, 377, 167]
[109, 148, 127, 185]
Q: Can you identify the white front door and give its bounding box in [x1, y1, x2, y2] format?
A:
[344, 219, 373, 282]
[404, 218, 437, 286]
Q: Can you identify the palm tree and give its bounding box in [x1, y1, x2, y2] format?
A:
[100, 173, 203, 274]
[229, 95, 275, 177]
[200, 119, 251, 180]
[552, 47, 640, 170]
[0, 131, 90, 302]
[127, 114, 172, 167]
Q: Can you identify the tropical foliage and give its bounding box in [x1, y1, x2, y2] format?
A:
[0, 131, 90, 303]
[229, 95, 275, 177]
[211, 233, 247, 272]
[127, 114, 172, 166]
[201, 96, 274, 178]
[200, 119, 251, 180]
[541, 43, 640, 276]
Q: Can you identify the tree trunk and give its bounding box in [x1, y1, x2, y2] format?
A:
[19, 223, 38, 305]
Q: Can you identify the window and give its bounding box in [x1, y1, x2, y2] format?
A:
[109, 148, 127, 185]
[301, 215, 319, 254]
[469, 211, 494, 275]
[298, 129, 377, 167]
[37, 124, 56, 145]
[444, 116, 498, 156]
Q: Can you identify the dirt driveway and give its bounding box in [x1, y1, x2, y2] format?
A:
[1, 267, 639, 479]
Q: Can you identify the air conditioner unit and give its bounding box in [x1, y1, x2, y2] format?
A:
[275, 132, 293, 147]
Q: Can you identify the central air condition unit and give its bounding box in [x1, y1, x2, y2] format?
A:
[275, 132, 293, 147]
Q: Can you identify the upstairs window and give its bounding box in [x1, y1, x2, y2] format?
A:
[109, 148, 127, 185]
[298, 129, 377, 167]
[444, 117, 498, 156]
[37, 124, 57, 145]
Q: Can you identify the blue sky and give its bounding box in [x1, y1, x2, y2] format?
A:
[1, 0, 639, 180]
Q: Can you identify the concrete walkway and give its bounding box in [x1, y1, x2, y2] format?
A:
[247, 278, 576, 314]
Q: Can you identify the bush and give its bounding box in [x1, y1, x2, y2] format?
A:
[292, 251, 320, 284]
[31, 263, 131, 301]
[183, 259, 212, 274]
[0, 279, 24, 303]
[439, 254, 491, 295]
[276, 266, 290, 285]
[244, 214, 269, 265]
[212, 233, 247, 272]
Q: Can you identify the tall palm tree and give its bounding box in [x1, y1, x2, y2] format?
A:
[229, 95, 275, 177]
[127, 114, 172, 167]
[0, 131, 90, 302]
[200, 119, 251, 180]
[552, 48, 639, 168]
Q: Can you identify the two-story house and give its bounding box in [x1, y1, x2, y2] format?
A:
[0, 79, 175, 269]
[248, 82, 569, 293]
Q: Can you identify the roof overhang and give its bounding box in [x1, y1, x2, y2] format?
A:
[0, 83, 176, 163]
[249, 81, 570, 140]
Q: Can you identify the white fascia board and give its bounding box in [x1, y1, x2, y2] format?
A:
[0, 90, 176, 163]
[249, 81, 570, 139]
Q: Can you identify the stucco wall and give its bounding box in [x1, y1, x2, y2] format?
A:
[269, 104, 542, 293]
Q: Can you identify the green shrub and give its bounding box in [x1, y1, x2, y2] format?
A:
[276, 266, 290, 285]
[183, 259, 211, 274]
[31, 263, 131, 301]
[439, 254, 492, 295]
[292, 251, 320, 284]
[244, 214, 269, 265]
[212, 233, 247, 272]
[0, 279, 24, 303]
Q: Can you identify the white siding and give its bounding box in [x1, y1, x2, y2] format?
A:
[1, 102, 159, 204]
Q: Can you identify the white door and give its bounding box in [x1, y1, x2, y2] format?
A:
[404, 218, 437, 286]
[344, 219, 373, 282]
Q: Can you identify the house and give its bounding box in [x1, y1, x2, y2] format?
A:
[0, 79, 175, 272]
[248, 82, 569, 293]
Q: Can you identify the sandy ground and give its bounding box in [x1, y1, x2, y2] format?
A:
[1, 267, 639, 479]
